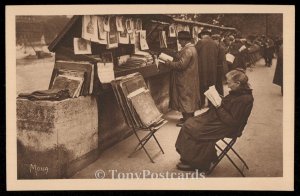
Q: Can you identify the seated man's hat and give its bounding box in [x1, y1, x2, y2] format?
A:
[198, 29, 212, 38]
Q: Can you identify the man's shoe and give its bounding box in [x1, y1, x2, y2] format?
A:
[176, 162, 196, 171]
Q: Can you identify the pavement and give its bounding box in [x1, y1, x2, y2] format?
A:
[71, 58, 283, 178]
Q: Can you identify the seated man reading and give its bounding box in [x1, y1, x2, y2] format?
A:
[175, 68, 254, 171]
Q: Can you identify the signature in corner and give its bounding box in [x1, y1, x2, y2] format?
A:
[29, 164, 49, 176]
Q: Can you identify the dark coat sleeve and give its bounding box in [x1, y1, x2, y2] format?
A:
[215, 97, 253, 127]
[167, 48, 192, 70]
[217, 46, 226, 66]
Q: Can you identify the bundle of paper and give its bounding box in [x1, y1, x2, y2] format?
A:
[117, 55, 131, 66]
[158, 52, 173, 64]
[122, 51, 153, 68]
[204, 85, 222, 107]
[134, 51, 153, 62]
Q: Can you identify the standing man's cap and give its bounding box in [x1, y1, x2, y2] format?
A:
[228, 35, 235, 41]
[198, 29, 212, 37]
[177, 31, 192, 40]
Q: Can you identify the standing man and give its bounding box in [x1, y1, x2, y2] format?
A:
[265, 37, 275, 67]
[212, 34, 226, 96]
[164, 31, 200, 127]
[196, 29, 219, 107]
[228, 36, 246, 70]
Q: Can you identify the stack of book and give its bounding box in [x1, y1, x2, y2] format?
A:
[120, 51, 154, 69]
[51, 69, 85, 98]
[111, 72, 167, 129]
[49, 60, 95, 97]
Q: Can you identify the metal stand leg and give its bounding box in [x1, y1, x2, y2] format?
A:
[207, 138, 248, 177]
[206, 142, 231, 175]
[215, 143, 245, 177]
[221, 139, 249, 169]
[128, 130, 155, 163]
[152, 134, 164, 154]
[217, 146, 245, 177]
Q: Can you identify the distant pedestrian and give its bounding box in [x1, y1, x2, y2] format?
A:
[274, 37, 283, 57]
[273, 43, 283, 95]
[264, 37, 275, 67]
[228, 36, 246, 70]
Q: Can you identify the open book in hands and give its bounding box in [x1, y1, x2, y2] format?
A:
[158, 53, 173, 64]
[204, 85, 222, 107]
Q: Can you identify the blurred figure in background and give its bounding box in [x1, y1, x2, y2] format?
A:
[273, 40, 283, 95]
[274, 36, 283, 58]
[264, 37, 275, 67]
[212, 34, 226, 96]
[196, 29, 219, 107]
[228, 35, 247, 71]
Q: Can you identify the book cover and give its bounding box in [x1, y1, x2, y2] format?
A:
[204, 85, 222, 107]
[158, 53, 173, 63]
[129, 89, 163, 127]
[52, 75, 84, 98]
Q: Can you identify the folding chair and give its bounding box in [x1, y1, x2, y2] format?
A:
[111, 73, 167, 163]
[127, 119, 166, 163]
[205, 127, 249, 177]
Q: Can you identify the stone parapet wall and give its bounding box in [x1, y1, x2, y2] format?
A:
[17, 96, 98, 179]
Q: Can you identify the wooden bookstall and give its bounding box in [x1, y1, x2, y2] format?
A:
[47, 14, 176, 153]
[16, 14, 238, 179]
[47, 14, 237, 155]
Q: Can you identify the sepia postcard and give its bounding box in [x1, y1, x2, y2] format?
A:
[6, 4, 294, 191]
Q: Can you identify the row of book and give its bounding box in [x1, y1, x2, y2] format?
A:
[114, 51, 154, 72]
